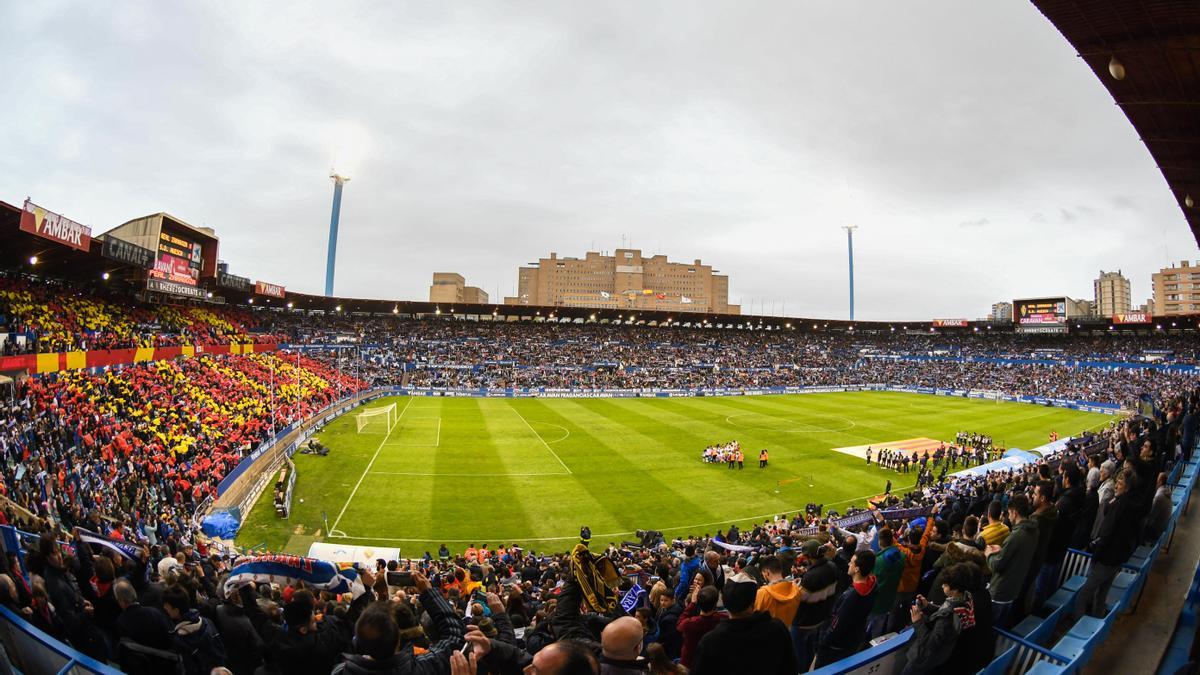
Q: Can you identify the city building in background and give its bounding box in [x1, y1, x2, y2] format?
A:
[1093, 270, 1132, 318]
[503, 248, 739, 314]
[429, 272, 488, 304]
[1152, 260, 1200, 316]
[990, 302, 1013, 322]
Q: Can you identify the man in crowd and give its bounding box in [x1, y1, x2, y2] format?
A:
[986, 494, 1038, 628]
[691, 573, 796, 674]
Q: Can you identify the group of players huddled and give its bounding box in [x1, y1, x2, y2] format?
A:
[701, 440, 770, 469]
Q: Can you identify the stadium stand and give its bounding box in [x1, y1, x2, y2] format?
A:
[1, 268, 1199, 674]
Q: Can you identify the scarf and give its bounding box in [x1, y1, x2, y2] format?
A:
[569, 543, 619, 613]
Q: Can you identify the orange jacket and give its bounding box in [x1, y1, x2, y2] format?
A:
[896, 519, 935, 594]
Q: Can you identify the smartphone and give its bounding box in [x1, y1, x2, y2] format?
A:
[387, 571, 415, 586]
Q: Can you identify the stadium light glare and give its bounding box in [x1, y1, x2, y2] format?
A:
[1186, 194, 1194, 208]
[1108, 55, 1126, 80]
[248, 298, 254, 304]
[436, 308, 442, 315]
[1109, 326, 1114, 331]
[28, 255, 37, 265]
[336, 305, 342, 312]
[393, 307, 399, 314]
[206, 292, 213, 298]
[287, 301, 294, 308]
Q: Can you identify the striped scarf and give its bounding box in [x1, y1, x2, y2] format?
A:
[569, 543, 619, 613]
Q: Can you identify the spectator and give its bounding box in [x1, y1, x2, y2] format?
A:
[898, 563, 975, 675]
[985, 494, 1037, 629]
[1075, 469, 1142, 619]
[814, 549, 877, 669]
[753, 555, 801, 625]
[676, 585, 725, 669]
[162, 585, 225, 675]
[114, 578, 172, 651]
[867, 526, 904, 638]
[691, 573, 795, 675]
[790, 540, 839, 673]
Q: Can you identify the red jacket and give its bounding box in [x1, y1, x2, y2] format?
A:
[677, 601, 728, 668]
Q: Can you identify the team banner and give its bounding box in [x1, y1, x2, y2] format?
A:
[255, 281, 286, 298]
[76, 527, 144, 561]
[712, 540, 758, 553]
[1113, 312, 1152, 324]
[20, 199, 92, 251]
[223, 554, 365, 597]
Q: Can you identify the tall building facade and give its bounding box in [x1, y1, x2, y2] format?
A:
[990, 302, 1013, 322]
[1152, 260, 1200, 316]
[1093, 270, 1132, 318]
[429, 273, 488, 304]
[503, 248, 739, 314]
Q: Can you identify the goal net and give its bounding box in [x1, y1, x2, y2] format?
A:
[355, 403, 397, 434]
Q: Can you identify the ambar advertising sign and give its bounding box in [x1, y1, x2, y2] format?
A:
[1113, 312, 1152, 324]
[255, 281, 285, 298]
[20, 199, 92, 251]
[932, 319, 969, 327]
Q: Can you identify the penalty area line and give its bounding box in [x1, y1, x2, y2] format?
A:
[329, 397, 413, 534]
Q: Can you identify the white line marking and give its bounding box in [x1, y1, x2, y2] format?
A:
[329, 397, 413, 533]
[368, 471, 569, 477]
[510, 405, 573, 474]
[325, 481, 919, 543]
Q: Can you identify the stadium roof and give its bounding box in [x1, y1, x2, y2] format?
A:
[1030, 0, 1200, 244]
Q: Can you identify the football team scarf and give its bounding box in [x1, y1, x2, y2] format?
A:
[569, 543, 619, 613]
[223, 554, 366, 598]
[77, 528, 144, 561]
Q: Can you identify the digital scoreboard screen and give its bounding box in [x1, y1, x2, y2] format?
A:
[1015, 298, 1067, 325]
[150, 231, 203, 286]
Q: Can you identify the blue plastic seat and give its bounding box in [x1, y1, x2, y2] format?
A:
[1042, 587, 1077, 613]
[1062, 574, 1087, 592]
[1012, 615, 1044, 638]
[1051, 634, 1092, 662]
[1025, 661, 1068, 675]
[1066, 615, 1105, 641]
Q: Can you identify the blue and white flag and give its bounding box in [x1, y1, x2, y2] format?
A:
[620, 582, 646, 613]
[712, 540, 757, 554]
[223, 554, 366, 598]
[77, 528, 143, 561]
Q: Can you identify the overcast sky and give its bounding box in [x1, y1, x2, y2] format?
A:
[3, 1, 1197, 320]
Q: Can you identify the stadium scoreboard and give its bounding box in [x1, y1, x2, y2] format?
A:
[1014, 298, 1067, 325]
[151, 230, 203, 285]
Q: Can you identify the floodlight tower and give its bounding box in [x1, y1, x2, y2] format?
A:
[324, 171, 351, 297]
[842, 225, 858, 321]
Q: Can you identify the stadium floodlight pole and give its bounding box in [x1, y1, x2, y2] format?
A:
[325, 171, 351, 297]
[842, 225, 858, 321]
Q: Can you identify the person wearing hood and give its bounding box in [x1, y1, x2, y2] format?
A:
[753, 555, 801, 625]
[899, 563, 975, 675]
[690, 572, 796, 675]
[334, 570, 465, 675]
[814, 549, 877, 669]
[163, 585, 226, 675]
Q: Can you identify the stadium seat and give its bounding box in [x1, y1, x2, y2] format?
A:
[1041, 587, 1079, 615]
[1024, 661, 1069, 675]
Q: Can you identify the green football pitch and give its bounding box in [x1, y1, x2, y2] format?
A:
[237, 391, 1112, 556]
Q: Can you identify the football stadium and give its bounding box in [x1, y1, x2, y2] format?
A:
[1, 2, 1199, 675]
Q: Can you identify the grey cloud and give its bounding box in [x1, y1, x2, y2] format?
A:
[1, 1, 1196, 321]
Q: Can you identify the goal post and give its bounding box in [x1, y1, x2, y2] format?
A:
[355, 403, 397, 434]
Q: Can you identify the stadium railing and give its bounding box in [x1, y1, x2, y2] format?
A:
[0, 605, 121, 675]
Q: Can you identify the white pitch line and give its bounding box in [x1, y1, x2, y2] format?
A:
[329, 397, 413, 533]
[368, 471, 570, 477]
[510, 404, 573, 474]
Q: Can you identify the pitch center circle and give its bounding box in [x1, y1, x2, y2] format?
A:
[724, 411, 856, 433]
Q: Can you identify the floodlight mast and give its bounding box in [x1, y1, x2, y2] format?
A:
[325, 171, 351, 297]
[842, 225, 858, 321]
